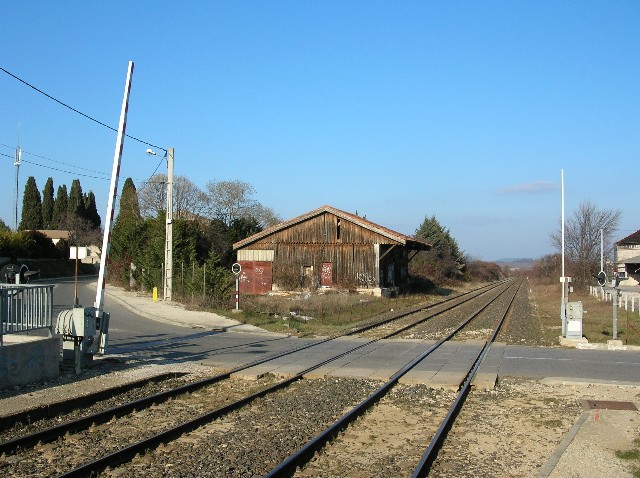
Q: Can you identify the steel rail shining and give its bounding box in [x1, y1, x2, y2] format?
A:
[263, 280, 516, 478]
[0, 371, 186, 431]
[411, 279, 523, 478]
[1, 280, 504, 455]
[54, 281, 511, 478]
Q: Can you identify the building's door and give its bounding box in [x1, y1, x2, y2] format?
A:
[321, 262, 333, 287]
[238, 261, 273, 294]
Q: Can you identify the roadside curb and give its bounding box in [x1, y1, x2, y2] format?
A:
[100, 283, 275, 335]
[537, 411, 589, 477]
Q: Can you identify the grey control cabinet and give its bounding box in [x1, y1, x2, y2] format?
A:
[565, 301, 583, 339]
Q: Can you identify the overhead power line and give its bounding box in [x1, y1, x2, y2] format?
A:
[0, 66, 167, 153]
[2, 142, 164, 185]
[22, 148, 110, 177]
[1, 142, 109, 178]
[21, 159, 110, 180]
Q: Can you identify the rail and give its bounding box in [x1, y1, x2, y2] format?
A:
[5, 280, 508, 476]
[0, 284, 54, 345]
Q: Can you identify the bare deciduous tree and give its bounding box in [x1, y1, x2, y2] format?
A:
[138, 175, 208, 219]
[137, 175, 166, 218]
[550, 200, 621, 282]
[249, 203, 281, 228]
[205, 180, 256, 226]
[174, 177, 208, 219]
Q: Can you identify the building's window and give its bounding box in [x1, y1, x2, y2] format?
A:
[337, 218, 341, 241]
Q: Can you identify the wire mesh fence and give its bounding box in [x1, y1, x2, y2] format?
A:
[138, 261, 234, 308]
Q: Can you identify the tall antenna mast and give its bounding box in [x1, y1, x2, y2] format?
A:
[14, 126, 21, 230]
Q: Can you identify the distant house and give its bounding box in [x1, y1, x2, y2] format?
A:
[616, 230, 640, 287]
[232, 205, 431, 296]
[36, 230, 100, 264]
[37, 230, 71, 245]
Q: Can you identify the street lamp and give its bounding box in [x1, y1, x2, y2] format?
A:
[147, 147, 174, 301]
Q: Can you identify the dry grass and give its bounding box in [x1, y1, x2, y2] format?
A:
[216, 287, 475, 336]
[529, 280, 640, 345]
[219, 290, 436, 336]
[211, 281, 488, 337]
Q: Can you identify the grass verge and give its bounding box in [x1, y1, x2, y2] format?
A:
[528, 280, 640, 345]
[211, 283, 483, 337]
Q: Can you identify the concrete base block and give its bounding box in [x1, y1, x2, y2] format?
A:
[426, 371, 467, 391]
[303, 371, 327, 380]
[559, 336, 589, 348]
[0, 335, 60, 389]
[230, 366, 272, 380]
[472, 372, 497, 390]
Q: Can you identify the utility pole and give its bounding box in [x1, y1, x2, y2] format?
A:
[600, 228, 604, 273]
[164, 147, 174, 301]
[560, 169, 567, 337]
[14, 145, 21, 230]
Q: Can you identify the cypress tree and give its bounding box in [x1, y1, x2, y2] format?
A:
[68, 179, 86, 221]
[83, 191, 101, 230]
[118, 178, 141, 222]
[19, 176, 43, 230]
[53, 185, 68, 229]
[111, 178, 143, 268]
[41, 177, 54, 229]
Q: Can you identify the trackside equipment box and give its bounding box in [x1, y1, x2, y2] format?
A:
[565, 301, 583, 339]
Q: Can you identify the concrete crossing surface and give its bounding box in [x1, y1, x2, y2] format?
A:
[103, 280, 640, 389]
[112, 330, 640, 389]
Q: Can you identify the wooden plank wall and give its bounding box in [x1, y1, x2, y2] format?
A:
[253, 213, 397, 245]
[274, 243, 378, 288]
[239, 212, 407, 289]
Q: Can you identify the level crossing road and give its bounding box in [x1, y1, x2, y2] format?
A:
[46, 276, 640, 386]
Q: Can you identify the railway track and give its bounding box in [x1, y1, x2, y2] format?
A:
[267, 279, 522, 477]
[0, 279, 520, 477]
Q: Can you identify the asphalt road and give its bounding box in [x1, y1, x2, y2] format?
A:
[52, 276, 220, 355]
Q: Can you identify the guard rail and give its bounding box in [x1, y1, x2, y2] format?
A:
[0, 284, 54, 345]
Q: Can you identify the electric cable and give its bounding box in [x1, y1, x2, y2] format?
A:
[20, 159, 110, 180]
[0, 66, 167, 153]
[2, 142, 157, 184]
[21, 149, 110, 177]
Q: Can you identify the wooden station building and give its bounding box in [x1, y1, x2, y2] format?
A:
[232, 205, 431, 296]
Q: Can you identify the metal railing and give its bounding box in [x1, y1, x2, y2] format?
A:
[0, 284, 54, 345]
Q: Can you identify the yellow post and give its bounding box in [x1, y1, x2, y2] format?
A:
[153, 287, 158, 302]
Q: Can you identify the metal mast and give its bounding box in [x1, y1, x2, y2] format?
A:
[14, 144, 21, 230]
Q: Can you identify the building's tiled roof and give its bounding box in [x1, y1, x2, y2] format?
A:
[35, 230, 71, 240]
[617, 229, 640, 245]
[233, 205, 431, 251]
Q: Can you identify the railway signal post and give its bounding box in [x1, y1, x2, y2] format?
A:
[232, 262, 241, 311]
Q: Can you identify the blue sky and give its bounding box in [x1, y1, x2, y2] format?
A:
[1, 2, 638, 260]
